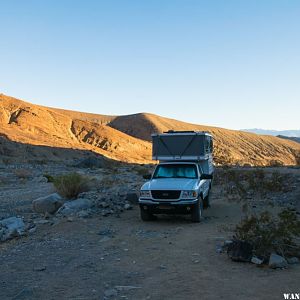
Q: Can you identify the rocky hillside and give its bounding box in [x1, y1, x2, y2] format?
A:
[0, 94, 299, 166]
[0, 94, 151, 163]
[109, 113, 300, 166]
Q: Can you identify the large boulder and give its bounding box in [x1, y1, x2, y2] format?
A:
[0, 217, 25, 242]
[269, 253, 288, 269]
[57, 198, 92, 216]
[32, 193, 63, 214]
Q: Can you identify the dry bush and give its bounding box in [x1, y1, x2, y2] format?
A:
[235, 210, 300, 259]
[14, 168, 32, 180]
[53, 172, 91, 199]
[218, 168, 291, 200]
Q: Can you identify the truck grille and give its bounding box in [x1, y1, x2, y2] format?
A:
[151, 190, 181, 200]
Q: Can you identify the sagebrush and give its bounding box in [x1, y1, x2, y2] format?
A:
[235, 210, 300, 259]
[53, 172, 91, 199]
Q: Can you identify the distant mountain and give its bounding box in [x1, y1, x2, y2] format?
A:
[1, 93, 300, 166]
[242, 128, 300, 137]
[277, 135, 300, 144]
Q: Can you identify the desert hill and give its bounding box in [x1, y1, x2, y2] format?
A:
[0, 94, 151, 163]
[0, 93, 299, 166]
[108, 113, 300, 166]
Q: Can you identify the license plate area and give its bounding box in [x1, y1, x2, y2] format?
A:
[158, 205, 174, 210]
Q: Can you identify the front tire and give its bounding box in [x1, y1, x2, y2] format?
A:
[191, 198, 203, 222]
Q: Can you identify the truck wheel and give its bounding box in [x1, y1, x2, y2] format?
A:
[140, 207, 156, 221]
[191, 198, 203, 223]
[203, 193, 210, 209]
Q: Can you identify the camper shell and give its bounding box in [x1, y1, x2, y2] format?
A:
[152, 131, 214, 175]
[152, 130, 213, 162]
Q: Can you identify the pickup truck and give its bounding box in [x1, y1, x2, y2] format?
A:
[139, 161, 213, 222]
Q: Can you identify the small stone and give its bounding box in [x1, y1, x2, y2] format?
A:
[269, 253, 288, 269]
[34, 219, 50, 225]
[100, 201, 110, 208]
[124, 203, 132, 210]
[251, 256, 263, 265]
[77, 210, 90, 218]
[287, 257, 299, 264]
[33, 266, 46, 272]
[28, 227, 36, 234]
[104, 288, 118, 297]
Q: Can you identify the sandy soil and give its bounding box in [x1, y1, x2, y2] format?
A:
[0, 167, 299, 300]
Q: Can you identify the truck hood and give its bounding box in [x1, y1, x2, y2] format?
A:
[141, 178, 199, 191]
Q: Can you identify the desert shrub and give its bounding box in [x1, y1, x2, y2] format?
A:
[43, 173, 54, 183]
[14, 168, 32, 180]
[235, 210, 300, 259]
[221, 168, 291, 200]
[53, 172, 91, 199]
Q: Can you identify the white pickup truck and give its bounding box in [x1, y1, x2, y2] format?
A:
[139, 131, 214, 222]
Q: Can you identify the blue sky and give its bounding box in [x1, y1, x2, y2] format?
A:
[0, 0, 299, 130]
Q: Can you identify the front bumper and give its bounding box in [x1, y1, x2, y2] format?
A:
[139, 198, 198, 214]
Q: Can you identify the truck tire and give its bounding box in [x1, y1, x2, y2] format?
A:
[191, 198, 203, 222]
[140, 207, 156, 221]
[203, 192, 210, 209]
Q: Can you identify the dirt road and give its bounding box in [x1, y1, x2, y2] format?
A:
[1, 189, 299, 300]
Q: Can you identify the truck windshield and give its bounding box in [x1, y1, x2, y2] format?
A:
[153, 164, 198, 179]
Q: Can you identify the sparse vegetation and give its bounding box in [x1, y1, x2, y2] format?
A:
[216, 168, 292, 202]
[43, 173, 54, 183]
[235, 210, 300, 259]
[53, 172, 91, 199]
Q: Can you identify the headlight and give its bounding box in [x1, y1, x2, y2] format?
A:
[182, 190, 197, 199]
[140, 190, 151, 198]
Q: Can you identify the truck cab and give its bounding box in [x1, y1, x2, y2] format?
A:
[139, 131, 214, 222]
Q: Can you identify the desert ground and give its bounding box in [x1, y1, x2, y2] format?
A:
[0, 161, 299, 300]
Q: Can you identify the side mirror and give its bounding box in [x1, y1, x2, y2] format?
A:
[200, 174, 213, 180]
[143, 174, 152, 180]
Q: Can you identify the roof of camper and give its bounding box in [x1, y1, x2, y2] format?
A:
[151, 130, 213, 137]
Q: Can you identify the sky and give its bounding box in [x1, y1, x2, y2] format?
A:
[0, 0, 299, 130]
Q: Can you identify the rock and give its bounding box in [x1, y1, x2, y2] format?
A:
[269, 253, 288, 269]
[215, 244, 223, 253]
[75, 157, 104, 169]
[77, 210, 91, 218]
[287, 257, 299, 264]
[34, 219, 50, 225]
[124, 203, 132, 210]
[57, 198, 92, 216]
[227, 240, 253, 262]
[104, 288, 118, 297]
[0, 216, 25, 242]
[32, 193, 63, 214]
[126, 192, 139, 205]
[251, 256, 264, 265]
[99, 201, 110, 208]
[33, 265, 46, 271]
